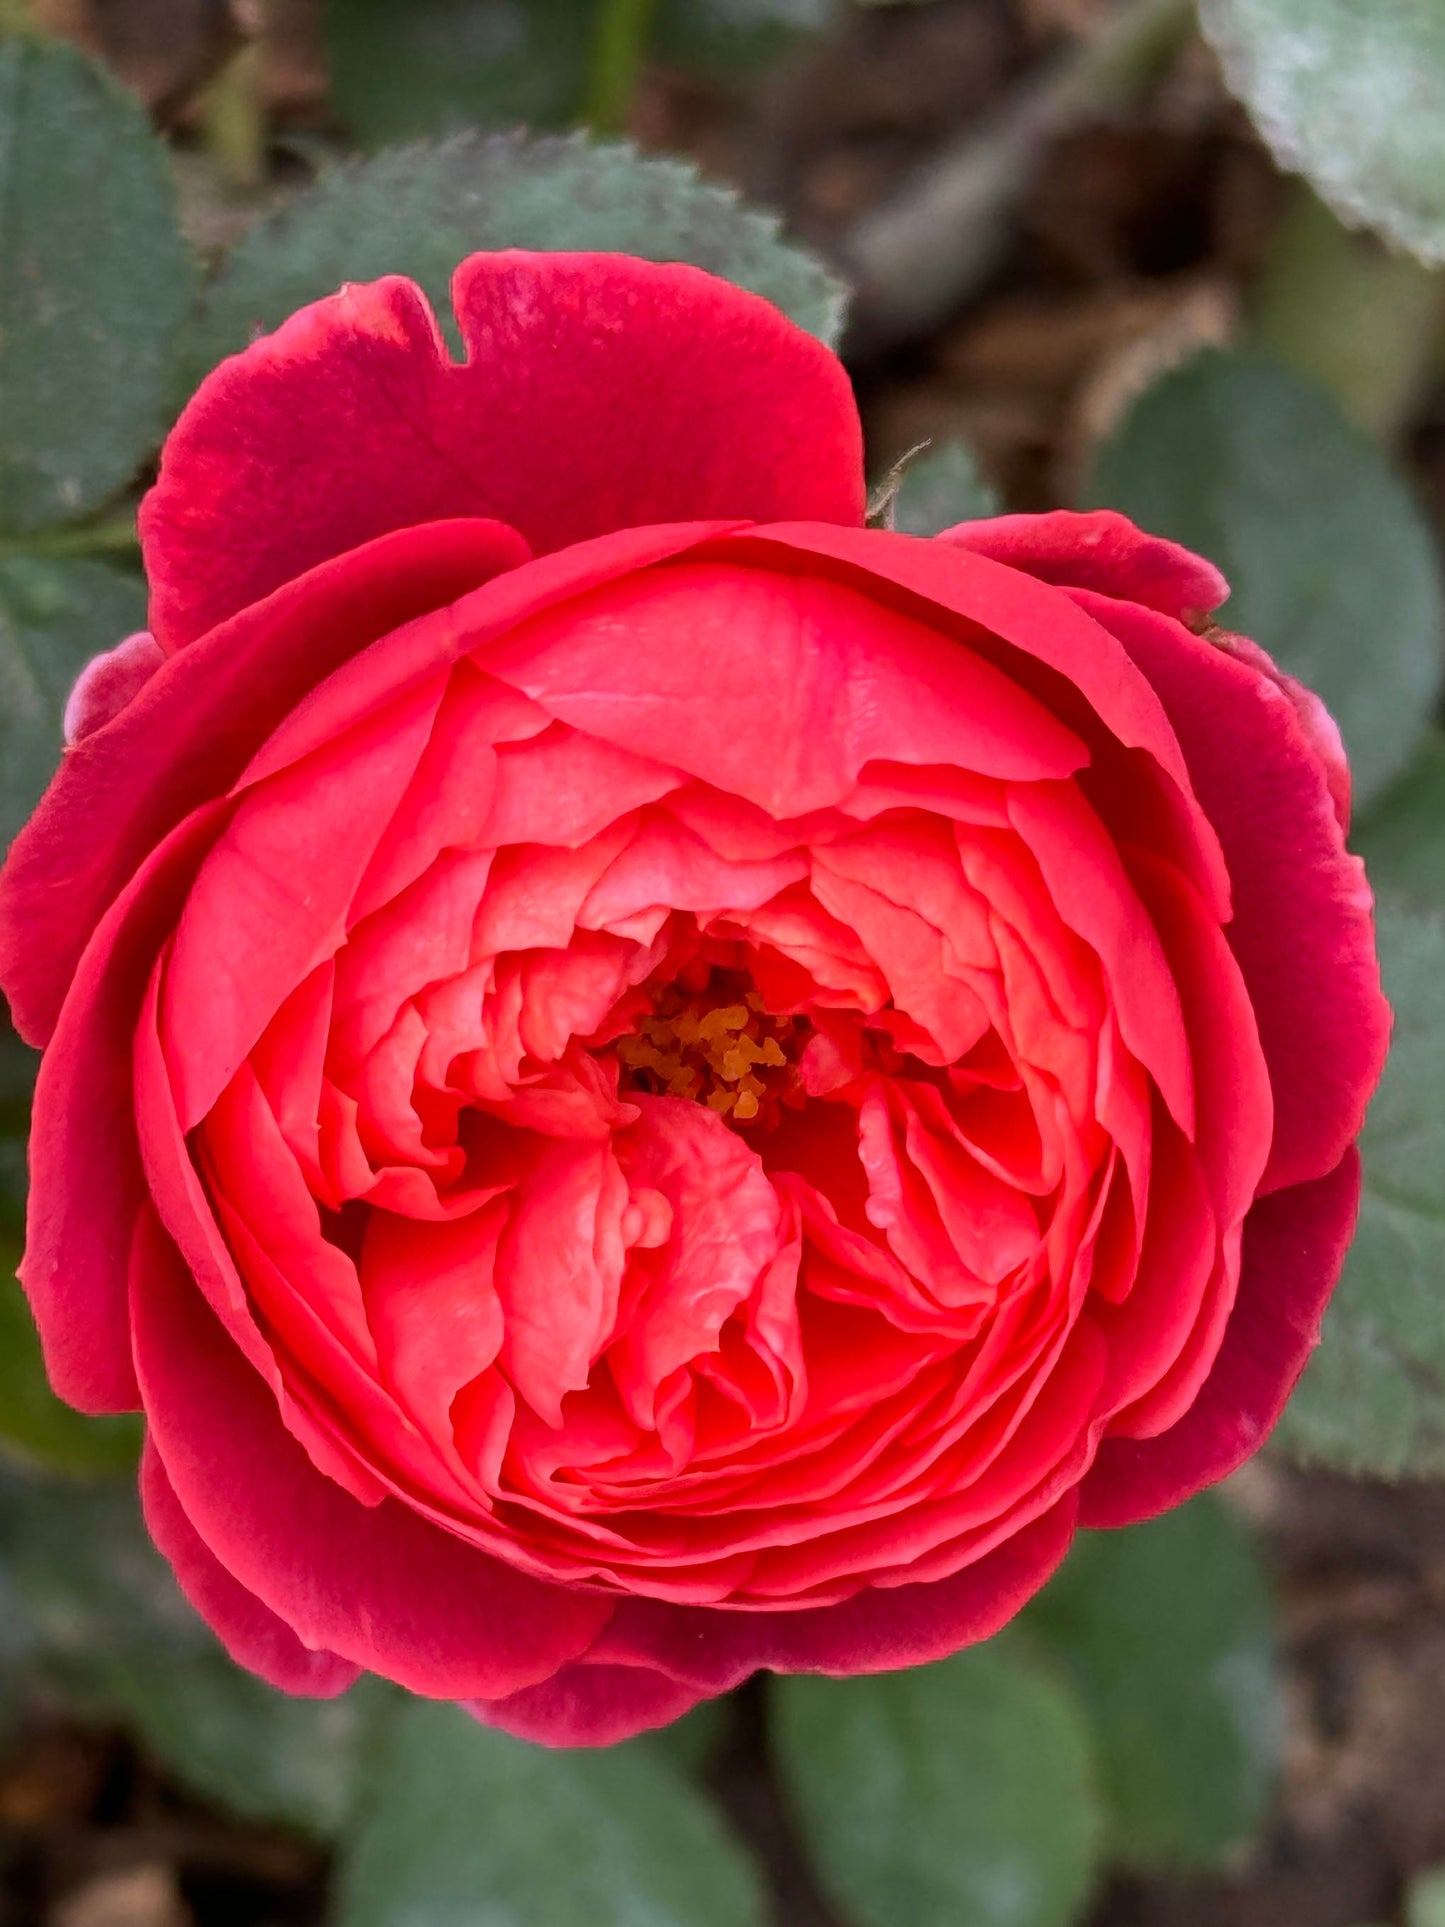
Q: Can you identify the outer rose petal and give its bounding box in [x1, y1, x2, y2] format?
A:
[939, 508, 1229, 622]
[21, 804, 229, 1412]
[130, 1206, 613, 1698]
[6, 523, 739, 1418]
[0, 518, 528, 1048]
[140, 253, 865, 651]
[1081, 1149, 1362, 1527]
[63, 632, 165, 745]
[1220, 627, 1352, 831]
[927, 511, 1385, 1193]
[1071, 591, 1387, 1195]
[470, 1665, 707, 1748]
[587, 1498, 1078, 1694]
[140, 1439, 360, 1696]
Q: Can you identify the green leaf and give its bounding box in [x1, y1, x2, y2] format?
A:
[187, 132, 845, 395]
[1408, 1868, 1445, 1927]
[0, 1466, 380, 1836]
[1201, 0, 1445, 265]
[888, 440, 1000, 537]
[335, 1698, 766, 1927]
[322, 0, 834, 145]
[1275, 902, 1445, 1477]
[0, 1467, 212, 1676]
[1025, 1496, 1278, 1870]
[772, 1640, 1101, 1927]
[1352, 731, 1445, 908]
[0, 36, 195, 533]
[323, 0, 594, 142]
[634, 1695, 730, 1776]
[0, 1263, 142, 1477]
[0, 555, 147, 852]
[102, 1661, 393, 1842]
[1087, 349, 1445, 807]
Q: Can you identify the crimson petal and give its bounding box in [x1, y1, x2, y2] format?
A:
[140, 1438, 360, 1696]
[141, 253, 865, 651]
[1081, 1150, 1362, 1526]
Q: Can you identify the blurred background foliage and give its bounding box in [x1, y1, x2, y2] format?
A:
[2, 0, 1445, 1923]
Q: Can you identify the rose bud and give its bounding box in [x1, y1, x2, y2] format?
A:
[0, 254, 1388, 1745]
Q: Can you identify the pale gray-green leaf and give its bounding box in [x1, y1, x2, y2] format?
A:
[0, 1468, 213, 1676]
[323, 0, 593, 141]
[0, 555, 147, 851]
[633, 1696, 730, 1776]
[1088, 350, 1444, 806]
[1275, 903, 1445, 1477]
[1202, 0, 1445, 264]
[1025, 1496, 1278, 1870]
[773, 1640, 1101, 1927]
[336, 1699, 766, 1927]
[0, 36, 195, 532]
[1408, 1868, 1445, 1927]
[102, 1662, 393, 1841]
[0, 1467, 379, 1837]
[187, 132, 846, 394]
[889, 439, 999, 536]
[1352, 731, 1445, 909]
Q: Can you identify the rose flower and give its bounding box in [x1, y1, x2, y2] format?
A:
[0, 254, 1388, 1745]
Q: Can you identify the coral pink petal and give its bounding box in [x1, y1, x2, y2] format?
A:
[1074, 591, 1388, 1194]
[940, 509, 1230, 620]
[469, 1664, 707, 1748]
[140, 1439, 360, 1695]
[485, 559, 1087, 818]
[1081, 1149, 1362, 1527]
[591, 1497, 1077, 1692]
[140, 252, 865, 651]
[162, 675, 446, 1131]
[129, 1205, 612, 1697]
[63, 632, 166, 745]
[719, 523, 1198, 799]
[0, 519, 526, 1048]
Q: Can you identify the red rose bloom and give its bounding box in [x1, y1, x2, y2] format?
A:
[0, 254, 1388, 1745]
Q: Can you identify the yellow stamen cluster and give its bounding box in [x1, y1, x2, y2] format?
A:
[617, 986, 800, 1123]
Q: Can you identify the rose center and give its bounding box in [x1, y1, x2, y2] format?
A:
[615, 968, 807, 1125]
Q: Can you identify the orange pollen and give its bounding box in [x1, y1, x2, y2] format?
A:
[616, 984, 804, 1125]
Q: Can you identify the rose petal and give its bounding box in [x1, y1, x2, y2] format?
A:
[484, 560, 1088, 817]
[590, 1496, 1076, 1691]
[141, 253, 865, 651]
[1081, 1149, 1362, 1526]
[139, 1438, 360, 1695]
[19, 804, 227, 1413]
[130, 1204, 613, 1697]
[0, 519, 526, 1048]
[1072, 592, 1388, 1194]
[469, 1662, 706, 1747]
[939, 509, 1230, 620]
[63, 632, 166, 745]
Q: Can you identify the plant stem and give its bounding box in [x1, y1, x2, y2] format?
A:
[842, 0, 1197, 352]
[198, 36, 267, 189]
[1252, 182, 1444, 441]
[583, 0, 660, 136]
